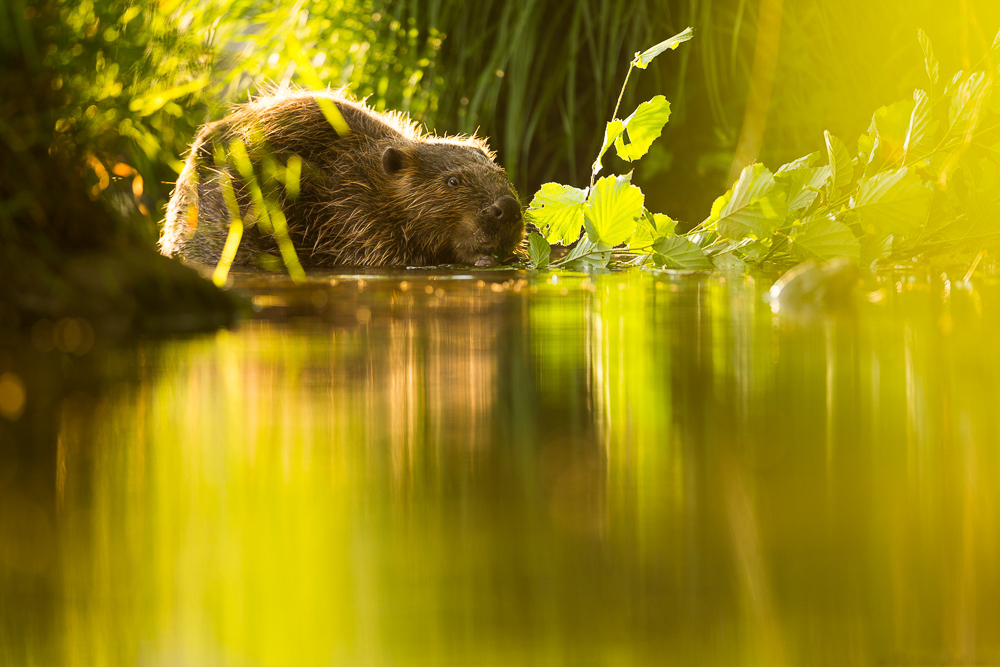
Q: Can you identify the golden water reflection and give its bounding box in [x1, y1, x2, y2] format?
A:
[2, 270, 999, 665]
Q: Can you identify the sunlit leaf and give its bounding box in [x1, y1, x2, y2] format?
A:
[947, 71, 991, 139]
[711, 252, 747, 272]
[851, 168, 932, 236]
[614, 95, 671, 162]
[777, 152, 820, 173]
[633, 28, 694, 69]
[825, 131, 853, 199]
[592, 119, 624, 178]
[651, 235, 712, 269]
[285, 155, 302, 200]
[705, 163, 786, 240]
[790, 217, 860, 261]
[776, 166, 831, 213]
[918, 29, 939, 87]
[861, 233, 894, 265]
[556, 237, 611, 270]
[629, 210, 676, 250]
[857, 134, 876, 166]
[870, 100, 915, 168]
[903, 89, 935, 162]
[527, 232, 551, 269]
[526, 183, 588, 245]
[583, 173, 645, 247]
[213, 171, 245, 287]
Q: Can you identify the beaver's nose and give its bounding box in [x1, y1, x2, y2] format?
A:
[491, 195, 522, 222]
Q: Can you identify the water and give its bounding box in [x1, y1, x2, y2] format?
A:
[1, 269, 998, 666]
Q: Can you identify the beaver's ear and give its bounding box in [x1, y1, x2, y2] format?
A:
[382, 147, 405, 176]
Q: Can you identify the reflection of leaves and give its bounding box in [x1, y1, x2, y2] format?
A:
[526, 183, 588, 245]
[614, 96, 671, 162]
[633, 27, 694, 68]
[583, 173, 644, 247]
[851, 168, 932, 236]
[527, 232, 551, 268]
[651, 236, 712, 269]
[790, 217, 860, 261]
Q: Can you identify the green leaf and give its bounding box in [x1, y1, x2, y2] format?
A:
[869, 100, 916, 168]
[614, 95, 671, 162]
[860, 233, 894, 265]
[711, 252, 747, 272]
[777, 152, 820, 173]
[556, 238, 611, 270]
[903, 89, 934, 162]
[776, 166, 831, 213]
[629, 210, 677, 250]
[789, 217, 860, 261]
[633, 28, 694, 69]
[918, 29, 939, 87]
[527, 232, 551, 268]
[705, 163, 786, 240]
[858, 134, 876, 166]
[592, 119, 624, 178]
[825, 131, 853, 199]
[851, 168, 932, 237]
[583, 173, 645, 247]
[651, 236, 712, 269]
[526, 183, 588, 245]
[947, 71, 991, 139]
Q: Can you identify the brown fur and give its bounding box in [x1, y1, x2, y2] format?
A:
[160, 90, 523, 267]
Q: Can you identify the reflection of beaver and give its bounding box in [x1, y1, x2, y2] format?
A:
[160, 91, 523, 267]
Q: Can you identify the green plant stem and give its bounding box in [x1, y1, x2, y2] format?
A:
[590, 62, 635, 191]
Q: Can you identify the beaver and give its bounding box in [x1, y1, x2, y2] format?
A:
[159, 90, 524, 268]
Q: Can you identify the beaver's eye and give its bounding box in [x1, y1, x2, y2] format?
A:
[448, 177, 460, 187]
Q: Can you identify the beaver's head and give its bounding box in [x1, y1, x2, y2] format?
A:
[381, 139, 524, 266]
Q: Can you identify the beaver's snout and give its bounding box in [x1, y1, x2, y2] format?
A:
[491, 195, 522, 222]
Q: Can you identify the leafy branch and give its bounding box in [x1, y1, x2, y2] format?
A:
[526, 26, 1000, 274]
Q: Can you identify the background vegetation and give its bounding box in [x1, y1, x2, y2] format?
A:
[3, 0, 1000, 324]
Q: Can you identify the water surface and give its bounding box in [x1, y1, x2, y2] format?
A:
[1, 268, 998, 666]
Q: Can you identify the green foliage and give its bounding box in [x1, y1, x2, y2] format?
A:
[583, 174, 645, 248]
[633, 28, 694, 69]
[705, 163, 787, 240]
[689, 28, 1000, 269]
[614, 96, 672, 163]
[373, 1, 673, 196]
[528, 27, 1000, 275]
[651, 236, 713, 269]
[526, 29, 701, 271]
[527, 232, 551, 269]
[526, 183, 588, 245]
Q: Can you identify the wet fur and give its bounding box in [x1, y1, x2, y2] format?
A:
[160, 90, 523, 267]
